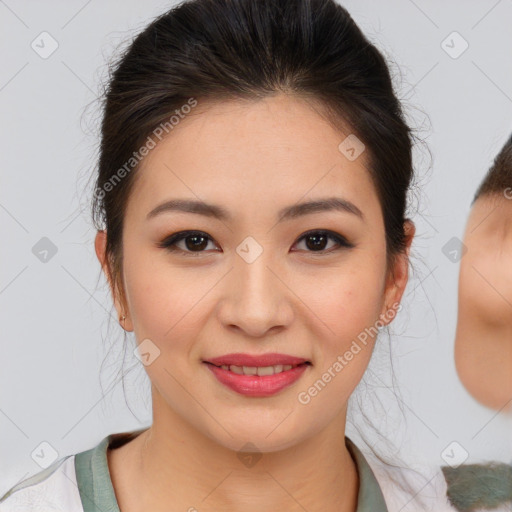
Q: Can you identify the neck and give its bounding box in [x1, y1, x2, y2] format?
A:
[109, 390, 359, 512]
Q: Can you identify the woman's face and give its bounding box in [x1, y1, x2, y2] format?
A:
[96, 94, 412, 452]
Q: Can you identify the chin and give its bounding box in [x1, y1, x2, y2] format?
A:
[204, 422, 306, 454]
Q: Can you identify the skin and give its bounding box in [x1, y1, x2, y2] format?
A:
[455, 194, 512, 413]
[95, 93, 415, 512]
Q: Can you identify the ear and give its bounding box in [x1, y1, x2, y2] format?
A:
[94, 230, 133, 331]
[379, 219, 415, 324]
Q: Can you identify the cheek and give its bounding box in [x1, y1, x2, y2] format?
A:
[320, 282, 382, 335]
[286, 258, 386, 388]
[299, 257, 386, 337]
[122, 246, 209, 342]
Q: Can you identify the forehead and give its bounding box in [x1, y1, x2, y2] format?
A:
[126, 95, 382, 226]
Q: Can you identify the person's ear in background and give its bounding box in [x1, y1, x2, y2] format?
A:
[455, 133, 512, 413]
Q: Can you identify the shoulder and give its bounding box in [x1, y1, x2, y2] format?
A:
[0, 455, 83, 512]
[0, 429, 146, 512]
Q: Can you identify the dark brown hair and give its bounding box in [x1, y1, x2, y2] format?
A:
[90, 0, 417, 313]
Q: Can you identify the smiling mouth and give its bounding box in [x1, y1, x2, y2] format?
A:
[204, 361, 311, 376]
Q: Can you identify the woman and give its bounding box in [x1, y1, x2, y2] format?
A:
[0, 0, 455, 510]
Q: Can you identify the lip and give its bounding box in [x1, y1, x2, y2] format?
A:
[204, 352, 310, 367]
[204, 362, 310, 397]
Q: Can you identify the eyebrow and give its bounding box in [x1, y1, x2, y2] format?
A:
[146, 196, 364, 223]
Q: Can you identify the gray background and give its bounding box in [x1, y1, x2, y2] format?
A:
[1, 0, 511, 491]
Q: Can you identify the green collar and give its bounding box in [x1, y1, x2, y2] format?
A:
[75, 430, 388, 512]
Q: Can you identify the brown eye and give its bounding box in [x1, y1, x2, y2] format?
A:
[157, 231, 217, 255]
[293, 230, 353, 253]
[181, 233, 209, 251]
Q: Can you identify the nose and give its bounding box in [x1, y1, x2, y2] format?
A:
[217, 250, 294, 338]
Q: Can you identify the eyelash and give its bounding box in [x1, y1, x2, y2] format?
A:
[156, 229, 353, 257]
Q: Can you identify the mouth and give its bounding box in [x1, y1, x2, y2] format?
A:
[203, 361, 311, 376]
[202, 360, 311, 397]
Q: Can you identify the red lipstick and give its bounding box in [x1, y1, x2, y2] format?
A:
[203, 352, 311, 397]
